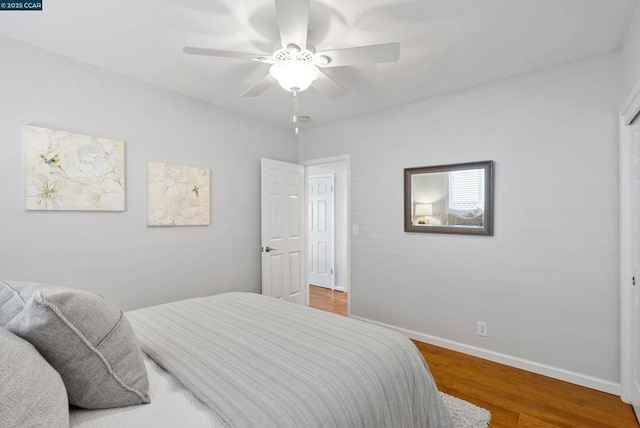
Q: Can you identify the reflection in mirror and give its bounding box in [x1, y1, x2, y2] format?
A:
[404, 161, 493, 235]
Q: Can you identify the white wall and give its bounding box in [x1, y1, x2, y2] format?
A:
[623, 2, 640, 101]
[0, 36, 297, 311]
[298, 53, 621, 390]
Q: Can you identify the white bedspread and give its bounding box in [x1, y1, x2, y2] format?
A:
[125, 292, 453, 428]
[70, 354, 227, 428]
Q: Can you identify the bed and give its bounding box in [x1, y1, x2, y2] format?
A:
[0, 281, 453, 428]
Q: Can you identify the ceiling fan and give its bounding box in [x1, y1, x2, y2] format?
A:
[183, 0, 400, 130]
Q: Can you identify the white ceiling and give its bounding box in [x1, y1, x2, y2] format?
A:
[1, 0, 637, 130]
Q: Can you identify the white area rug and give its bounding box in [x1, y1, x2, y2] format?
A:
[440, 392, 491, 428]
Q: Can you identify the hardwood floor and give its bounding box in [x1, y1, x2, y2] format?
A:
[309, 285, 348, 316]
[308, 286, 639, 427]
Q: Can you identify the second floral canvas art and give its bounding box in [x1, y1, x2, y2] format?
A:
[147, 161, 210, 226]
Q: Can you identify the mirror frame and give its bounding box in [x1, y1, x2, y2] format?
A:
[404, 160, 494, 236]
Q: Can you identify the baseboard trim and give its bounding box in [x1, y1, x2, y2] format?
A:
[309, 284, 333, 290]
[309, 284, 345, 292]
[351, 315, 621, 396]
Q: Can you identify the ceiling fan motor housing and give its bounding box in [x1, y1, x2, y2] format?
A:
[273, 46, 314, 63]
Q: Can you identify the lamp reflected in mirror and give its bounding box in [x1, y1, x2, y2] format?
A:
[414, 203, 433, 224]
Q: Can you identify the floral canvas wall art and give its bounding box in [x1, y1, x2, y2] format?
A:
[25, 125, 125, 211]
[147, 161, 210, 226]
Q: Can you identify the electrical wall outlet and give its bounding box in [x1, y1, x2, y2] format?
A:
[477, 321, 488, 337]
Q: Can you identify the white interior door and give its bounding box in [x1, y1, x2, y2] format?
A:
[260, 158, 306, 305]
[308, 174, 335, 289]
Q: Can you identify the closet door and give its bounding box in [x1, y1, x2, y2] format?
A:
[621, 115, 640, 422]
[307, 174, 335, 289]
[631, 119, 640, 410]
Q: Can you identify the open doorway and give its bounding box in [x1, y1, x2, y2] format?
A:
[304, 156, 350, 316]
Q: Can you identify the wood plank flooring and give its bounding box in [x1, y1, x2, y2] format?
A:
[308, 285, 639, 427]
[309, 284, 348, 316]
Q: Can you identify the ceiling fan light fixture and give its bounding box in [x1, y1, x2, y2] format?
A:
[269, 59, 319, 92]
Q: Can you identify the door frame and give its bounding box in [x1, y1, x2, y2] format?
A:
[620, 75, 640, 411]
[301, 155, 351, 316]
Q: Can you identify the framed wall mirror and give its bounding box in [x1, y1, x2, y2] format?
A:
[404, 160, 494, 236]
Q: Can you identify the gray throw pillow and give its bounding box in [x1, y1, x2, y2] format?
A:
[447, 213, 483, 226]
[0, 280, 64, 326]
[0, 327, 69, 427]
[6, 289, 150, 409]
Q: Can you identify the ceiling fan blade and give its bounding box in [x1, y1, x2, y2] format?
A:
[317, 42, 400, 67]
[241, 75, 277, 97]
[312, 70, 348, 99]
[274, 0, 310, 50]
[183, 47, 272, 63]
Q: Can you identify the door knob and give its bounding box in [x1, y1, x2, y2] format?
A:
[264, 246, 278, 253]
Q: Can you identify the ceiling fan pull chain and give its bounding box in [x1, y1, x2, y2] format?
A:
[292, 88, 299, 123]
[292, 88, 300, 134]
